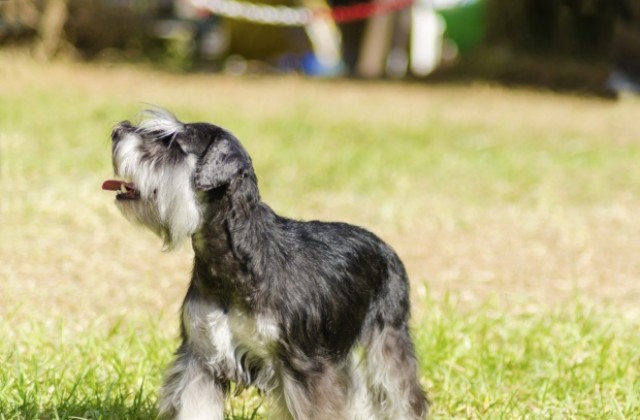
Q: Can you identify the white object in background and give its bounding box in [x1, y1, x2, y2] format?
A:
[410, 0, 445, 77]
[304, 15, 343, 73]
[432, 0, 470, 8]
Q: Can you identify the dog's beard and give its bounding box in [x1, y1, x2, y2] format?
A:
[111, 131, 202, 249]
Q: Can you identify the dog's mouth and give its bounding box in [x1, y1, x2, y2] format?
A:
[102, 179, 141, 200]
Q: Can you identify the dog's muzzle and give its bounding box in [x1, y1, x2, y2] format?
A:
[102, 179, 140, 200]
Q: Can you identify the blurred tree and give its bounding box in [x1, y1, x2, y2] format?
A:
[35, 0, 68, 59]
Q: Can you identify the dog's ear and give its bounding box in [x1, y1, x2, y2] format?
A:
[195, 135, 251, 191]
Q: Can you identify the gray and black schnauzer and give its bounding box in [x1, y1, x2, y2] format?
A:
[103, 109, 428, 420]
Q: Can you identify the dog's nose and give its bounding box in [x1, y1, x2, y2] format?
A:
[111, 121, 132, 141]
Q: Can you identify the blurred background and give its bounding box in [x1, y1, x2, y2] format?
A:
[1, 0, 638, 95]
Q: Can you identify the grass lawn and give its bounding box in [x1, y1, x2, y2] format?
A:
[1, 51, 639, 418]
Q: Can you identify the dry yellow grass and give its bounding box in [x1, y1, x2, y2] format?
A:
[2, 50, 640, 334]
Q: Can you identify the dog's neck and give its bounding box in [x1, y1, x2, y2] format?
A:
[190, 176, 272, 302]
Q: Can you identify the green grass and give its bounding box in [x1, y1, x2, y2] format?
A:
[418, 296, 640, 418]
[0, 318, 167, 420]
[2, 52, 640, 418]
[1, 298, 638, 419]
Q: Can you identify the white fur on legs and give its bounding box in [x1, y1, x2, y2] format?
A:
[346, 350, 378, 420]
[159, 356, 225, 420]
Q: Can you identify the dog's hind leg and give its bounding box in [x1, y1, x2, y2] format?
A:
[364, 324, 428, 419]
[158, 350, 227, 420]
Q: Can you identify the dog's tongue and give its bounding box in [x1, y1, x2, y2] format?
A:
[102, 180, 140, 199]
[102, 179, 126, 191]
[102, 180, 137, 193]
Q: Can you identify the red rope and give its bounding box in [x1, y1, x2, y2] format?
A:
[318, 0, 415, 23]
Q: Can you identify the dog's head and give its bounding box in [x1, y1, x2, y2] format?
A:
[103, 109, 255, 249]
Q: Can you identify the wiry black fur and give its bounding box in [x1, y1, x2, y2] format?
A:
[110, 114, 428, 420]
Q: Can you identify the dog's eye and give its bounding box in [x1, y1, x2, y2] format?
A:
[157, 133, 174, 145]
[156, 133, 186, 153]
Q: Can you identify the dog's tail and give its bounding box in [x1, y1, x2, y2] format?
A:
[361, 249, 429, 419]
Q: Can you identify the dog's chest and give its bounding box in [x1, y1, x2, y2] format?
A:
[182, 299, 279, 390]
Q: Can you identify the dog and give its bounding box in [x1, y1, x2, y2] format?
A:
[103, 109, 428, 420]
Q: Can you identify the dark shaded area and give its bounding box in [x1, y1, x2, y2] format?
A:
[431, 0, 625, 96]
[486, 0, 619, 60]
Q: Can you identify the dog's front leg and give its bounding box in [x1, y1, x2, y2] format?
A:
[159, 349, 227, 420]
